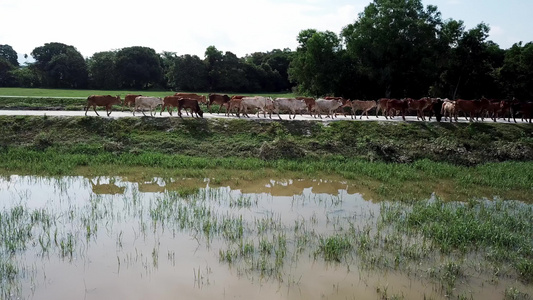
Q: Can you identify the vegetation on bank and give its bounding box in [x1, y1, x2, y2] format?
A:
[0, 115, 531, 201]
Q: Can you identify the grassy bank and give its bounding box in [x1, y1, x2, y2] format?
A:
[0, 115, 532, 201]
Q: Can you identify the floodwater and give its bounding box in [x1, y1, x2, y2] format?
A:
[0, 175, 530, 300]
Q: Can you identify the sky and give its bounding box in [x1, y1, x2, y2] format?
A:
[1, 0, 532, 64]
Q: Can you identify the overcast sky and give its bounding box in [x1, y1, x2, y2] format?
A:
[1, 0, 532, 64]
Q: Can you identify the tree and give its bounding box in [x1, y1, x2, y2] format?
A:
[245, 49, 294, 91]
[288, 29, 342, 97]
[10, 67, 40, 87]
[341, 0, 444, 98]
[500, 42, 533, 99]
[204, 46, 224, 91]
[31, 42, 88, 88]
[0, 58, 17, 86]
[0, 44, 19, 67]
[167, 54, 209, 91]
[115, 46, 163, 89]
[87, 51, 118, 89]
[440, 23, 501, 99]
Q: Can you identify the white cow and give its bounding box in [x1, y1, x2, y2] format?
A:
[314, 99, 343, 119]
[441, 99, 457, 122]
[273, 98, 308, 120]
[240, 96, 274, 119]
[134, 96, 163, 116]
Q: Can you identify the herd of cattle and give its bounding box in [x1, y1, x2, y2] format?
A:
[84, 93, 533, 123]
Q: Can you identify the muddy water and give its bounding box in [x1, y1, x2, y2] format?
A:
[0, 175, 530, 300]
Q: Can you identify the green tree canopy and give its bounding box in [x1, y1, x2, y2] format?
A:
[288, 29, 342, 97]
[87, 51, 118, 89]
[342, 0, 444, 98]
[167, 54, 209, 91]
[500, 42, 533, 99]
[0, 44, 19, 67]
[115, 46, 163, 89]
[31, 42, 88, 88]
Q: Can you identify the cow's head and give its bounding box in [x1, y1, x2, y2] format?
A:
[198, 110, 204, 118]
[113, 95, 122, 105]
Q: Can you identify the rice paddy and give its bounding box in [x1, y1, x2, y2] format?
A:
[0, 175, 531, 300]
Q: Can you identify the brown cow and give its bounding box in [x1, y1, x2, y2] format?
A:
[376, 98, 390, 118]
[385, 99, 408, 121]
[407, 97, 433, 121]
[174, 93, 207, 104]
[295, 97, 316, 117]
[85, 95, 122, 116]
[350, 100, 377, 119]
[123, 94, 141, 111]
[161, 96, 186, 116]
[521, 102, 533, 123]
[485, 100, 502, 122]
[226, 98, 243, 117]
[207, 94, 231, 113]
[455, 99, 485, 122]
[178, 98, 203, 118]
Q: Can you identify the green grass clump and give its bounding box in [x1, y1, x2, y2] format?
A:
[316, 234, 353, 262]
[384, 199, 533, 282]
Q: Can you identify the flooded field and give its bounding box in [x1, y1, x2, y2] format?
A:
[0, 175, 531, 300]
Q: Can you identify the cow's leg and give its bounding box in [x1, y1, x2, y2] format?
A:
[93, 105, 100, 117]
[106, 105, 112, 117]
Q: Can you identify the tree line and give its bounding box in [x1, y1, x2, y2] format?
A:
[0, 0, 532, 100]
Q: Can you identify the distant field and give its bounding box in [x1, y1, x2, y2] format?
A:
[0, 88, 295, 99]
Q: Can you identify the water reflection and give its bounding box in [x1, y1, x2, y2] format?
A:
[88, 177, 126, 195]
[0, 175, 530, 300]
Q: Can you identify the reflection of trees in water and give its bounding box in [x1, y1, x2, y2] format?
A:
[233, 178, 349, 197]
[85, 176, 362, 199]
[88, 177, 125, 195]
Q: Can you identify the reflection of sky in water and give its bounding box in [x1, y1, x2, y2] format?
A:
[1, 175, 527, 300]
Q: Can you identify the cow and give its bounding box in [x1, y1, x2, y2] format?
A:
[385, 99, 408, 121]
[178, 98, 203, 118]
[499, 99, 521, 123]
[376, 98, 390, 118]
[273, 98, 308, 120]
[85, 95, 122, 117]
[174, 93, 207, 104]
[295, 97, 316, 117]
[226, 97, 243, 117]
[485, 100, 502, 122]
[427, 98, 443, 122]
[161, 95, 187, 116]
[455, 99, 485, 122]
[350, 100, 377, 119]
[133, 96, 163, 116]
[123, 94, 141, 112]
[325, 96, 351, 116]
[207, 94, 231, 114]
[407, 97, 433, 121]
[240, 96, 274, 118]
[230, 95, 247, 100]
[313, 98, 343, 119]
[441, 99, 457, 122]
[520, 102, 533, 123]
